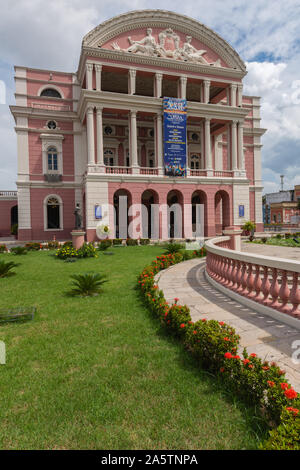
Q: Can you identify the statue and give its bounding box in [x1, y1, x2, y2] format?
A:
[181, 36, 207, 64]
[74, 203, 82, 230]
[112, 28, 158, 56]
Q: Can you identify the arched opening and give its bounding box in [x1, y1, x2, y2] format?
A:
[167, 190, 183, 239]
[113, 189, 132, 238]
[46, 196, 61, 229]
[141, 189, 159, 239]
[215, 190, 230, 235]
[40, 88, 62, 98]
[191, 190, 207, 237]
[11, 205, 18, 228]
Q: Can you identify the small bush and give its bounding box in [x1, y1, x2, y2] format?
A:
[47, 241, 60, 250]
[0, 260, 19, 278]
[140, 239, 150, 245]
[285, 233, 291, 239]
[126, 238, 138, 246]
[113, 238, 123, 245]
[25, 242, 41, 251]
[0, 245, 7, 253]
[98, 240, 112, 251]
[261, 237, 268, 243]
[68, 273, 107, 297]
[164, 242, 184, 254]
[249, 235, 255, 242]
[56, 243, 97, 260]
[276, 234, 282, 239]
[260, 408, 300, 450]
[10, 246, 27, 255]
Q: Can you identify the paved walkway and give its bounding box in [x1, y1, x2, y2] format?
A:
[242, 240, 300, 261]
[157, 258, 300, 391]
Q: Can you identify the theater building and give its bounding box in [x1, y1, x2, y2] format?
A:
[8, 9, 265, 241]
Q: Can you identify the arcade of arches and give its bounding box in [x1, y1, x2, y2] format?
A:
[110, 185, 232, 239]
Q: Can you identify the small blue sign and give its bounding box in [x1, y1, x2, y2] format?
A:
[163, 97, 187, 177]
[95, 205, 102, 219]
[239, 205, 245, 217]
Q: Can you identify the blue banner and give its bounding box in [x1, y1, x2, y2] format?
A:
[163, 97, 187, 177]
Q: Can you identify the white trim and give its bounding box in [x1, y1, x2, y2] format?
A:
[43, 194, 64, 231]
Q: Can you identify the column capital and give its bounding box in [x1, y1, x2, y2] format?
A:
[94, 63, 102, 72]
[180, 75, 187, 83]
[129, 68, 137, 77]
[230, 83, 237, 89]
[95, 105, 103, 113]
[86, 63, 94, 72]
[155, 72, 163, 79]
[130, 110, 137, 118]
[86, 105, 94, 114]
[203, 79, 211, 86]
[232, 119, 238, 126]
[205, 117, 211, 124]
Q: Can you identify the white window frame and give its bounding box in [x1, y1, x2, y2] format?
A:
[40, 134, 64, 175]
[38, 84, 64, 99]
[43, 194, 63, 231]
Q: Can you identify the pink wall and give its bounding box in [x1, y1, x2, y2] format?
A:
[0, 200, 17, 237]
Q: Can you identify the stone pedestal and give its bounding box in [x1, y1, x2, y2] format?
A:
[223, 226, 242, 251]
[71, 230, 86, 250]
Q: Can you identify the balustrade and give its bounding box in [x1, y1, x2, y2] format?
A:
[205, 236, 300, 318]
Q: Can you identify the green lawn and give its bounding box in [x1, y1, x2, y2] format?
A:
[0, 246, 268, 449]
[250, 236, 300, 248]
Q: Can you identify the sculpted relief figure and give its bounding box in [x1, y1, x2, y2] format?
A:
[111, 29, 222, 67]
[112, 28, 158, 56]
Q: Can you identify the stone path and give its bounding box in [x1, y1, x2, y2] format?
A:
[157, 258, 300, 391]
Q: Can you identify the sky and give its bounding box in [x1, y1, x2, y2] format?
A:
[1, 0, 300, 194]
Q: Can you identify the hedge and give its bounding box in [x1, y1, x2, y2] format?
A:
[137, 250, 300, 450]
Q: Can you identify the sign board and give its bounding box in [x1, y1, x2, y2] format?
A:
[163, 97, 187, 177]
[95, 205, 102, 220]
[239, 205, 245, 218]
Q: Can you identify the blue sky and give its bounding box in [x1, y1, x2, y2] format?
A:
[1, 0, 300, 193]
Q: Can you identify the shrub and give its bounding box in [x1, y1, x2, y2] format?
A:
[98, 240, 112, 251]
[47, 241, 60, 250]
[56, 243, 97, 260]
[261, 237, 268, 243]
[249, 235, 255, 242]
[164, 242, 184, 254]
[10, 246, 27, 255]
[0, 260, 19, 278]
[0, 245, 7, 253]
[68, 273, 107, 297]
[113, 239, 123, 245]
[140, 238, 150, 245]
[242, 221, 256, 233]
[25, 242, 41, 251]
[260, 408, 300, 450]
[276, 234, 282, 239]
[285, 233, 291, 239]
[126, 238, 138, 246]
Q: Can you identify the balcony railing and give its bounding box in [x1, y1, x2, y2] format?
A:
[100, 166, 236, 178]
[105, 166, 132, 174]
[0, 191, 17, 197]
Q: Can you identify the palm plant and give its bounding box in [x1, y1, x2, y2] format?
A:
[68, 273, 108, 297]
[10, 246, 27, 255]
[0, 260, 19, 278]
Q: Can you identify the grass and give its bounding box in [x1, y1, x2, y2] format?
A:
[0, 246, 268, 449]
[249, 236, 300, 248]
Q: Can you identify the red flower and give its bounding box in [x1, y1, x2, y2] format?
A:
[243, 359, 250, 365]
[193, 330, 197, 335]
[233, 355, 240, 360]
[248, 364, 254, 369]
[267, 381, 275, 388]
[280, 382, 289, 390]
[284, 388, 298, 400]
[201, 318, 207, 322]
[250, 353, 257, 358]
[220, 367, 225, 373]
[224, 352, 232, 359]
[286, 407, 299, 416]
[174, 298, 179, 303]
[223, 337, 230, 341]
[219, 321, 225, 326]
[262, 366, 269, 371]
[180, 323, 186, 329]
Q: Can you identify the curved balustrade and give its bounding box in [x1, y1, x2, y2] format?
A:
[205, 236, 300, 319]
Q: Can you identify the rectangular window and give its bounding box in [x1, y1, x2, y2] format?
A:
[48, 154, 58, 171]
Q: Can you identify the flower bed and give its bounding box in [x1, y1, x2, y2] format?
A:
[137, 250, 300, 450]
[55, 242, 97, 260]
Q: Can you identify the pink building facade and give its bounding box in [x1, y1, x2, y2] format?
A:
[9, 10, 265, 241]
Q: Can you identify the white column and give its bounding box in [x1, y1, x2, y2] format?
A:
[95, 64, 102, 91]
[205, 118, 212, 170]
[180, 76, 187, 100]
[86, 106, 95, 165]
[231, 120, 238, 171]
[155, 112, 164, 174]
[237, 84, 243, 107]
[130, 111, 139, 172]
[128, 68, 136, 95]
[155, 73, 163, 98]
[230, 84, 237, 107]
[237, 120, 245, 171]
[86, 63, 93, 90]
[203, 80, 210, 104]
[96, 106, 104, 170]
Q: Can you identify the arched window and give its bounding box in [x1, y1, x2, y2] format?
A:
[46, 196, 61, 229]
[47, 147, 58, 171]
[104, 149, 114, 166]
[40, 88, 62, 98]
